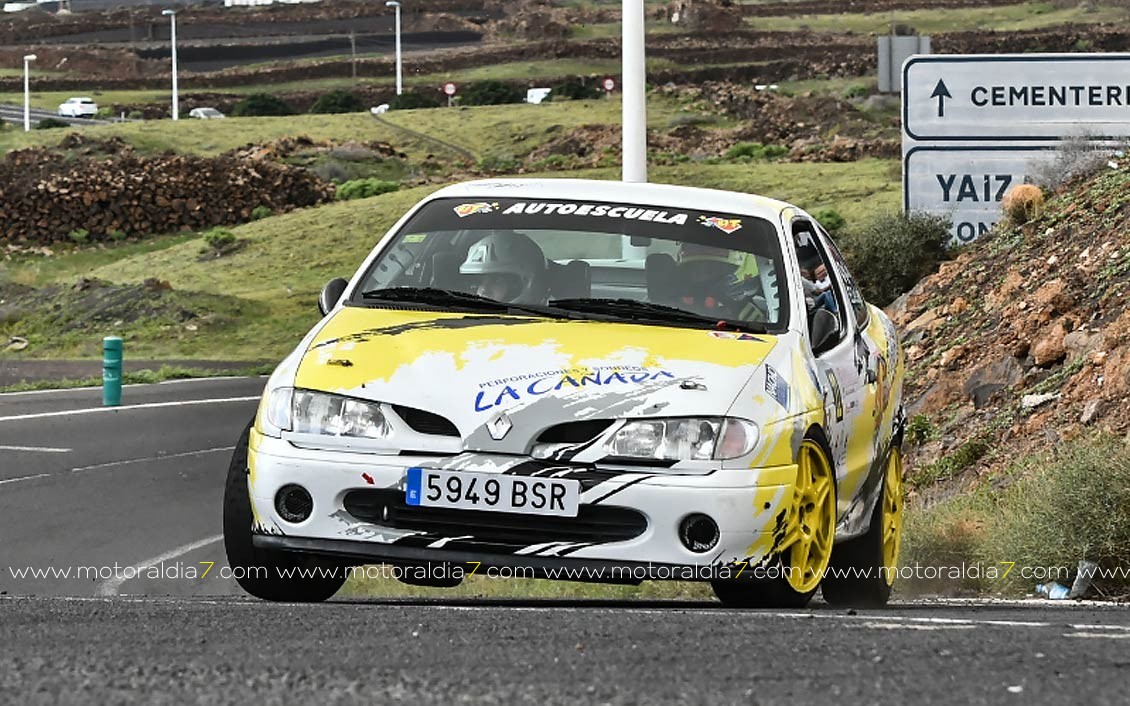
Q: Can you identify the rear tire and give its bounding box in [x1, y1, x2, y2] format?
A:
[821, 447, 904, 608]
[223, 421, 346, 602]
[712, 434, 837, 609]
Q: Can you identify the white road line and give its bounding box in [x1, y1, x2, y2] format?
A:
[1064, 632, 1130, 640]
[0, 396, 260, 422]
[97, 534, 224, 597]
[0, 447, 233, 487]
[0, 473, 51, 486]
[0, 445, 72, 453]
[69, 446, 233, 474]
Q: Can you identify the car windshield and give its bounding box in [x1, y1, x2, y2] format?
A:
[351, 196, 790, 333]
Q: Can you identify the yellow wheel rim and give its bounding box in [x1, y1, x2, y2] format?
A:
[782, 440, 837, 594]
[880, 448, 904, 585]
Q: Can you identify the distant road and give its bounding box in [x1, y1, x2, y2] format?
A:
[0, 103, 111, 128]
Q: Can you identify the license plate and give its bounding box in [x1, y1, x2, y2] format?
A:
[405, 467, 580, 517]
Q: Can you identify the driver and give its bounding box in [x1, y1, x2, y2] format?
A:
[459, 231, 548, 304]
[677, 243, 766, 321]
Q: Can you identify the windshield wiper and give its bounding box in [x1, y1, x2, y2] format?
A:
[548, 298, 767, 334]
[360, 287, 582, 320]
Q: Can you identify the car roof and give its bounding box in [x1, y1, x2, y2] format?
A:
[427, 178, 798, 222]
[67, 97, 94, 102]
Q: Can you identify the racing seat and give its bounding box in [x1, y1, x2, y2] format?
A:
[430, 251, 466, 291]
[549, 259, 591, 299]
[645, 253, 678, 306]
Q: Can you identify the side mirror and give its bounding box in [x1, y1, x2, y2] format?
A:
[809, 308, 841, 355]
[318, 278, 349, 316]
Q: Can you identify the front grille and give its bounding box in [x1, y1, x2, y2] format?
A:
[342, 489, 647, 548]
[536, 420, 615, 444]
[392, 405, 459, 437]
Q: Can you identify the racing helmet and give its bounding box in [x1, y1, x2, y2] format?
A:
[459, 231, 548, 304]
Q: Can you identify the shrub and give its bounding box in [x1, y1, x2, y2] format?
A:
[250, 205, 273, 221]
[811, 207, 845, 232]
[35, 117, 70, 130]
[309, 89, 365, 114]
[202, 227, 236, 252]
[232, 93, 295, 117]
[108, 229, 127, 242]
[461, 80, 524, 106]
[907, 437, 988, 487]
[980, 436, 1130, 594]
[67, 228, 89, 244]
[905, 414, 936, 446]
[901, 493, 991, 595]
[336, 178, 399, 201]
[1029, 135, 1112, 190]
[551, 77, 604, 101]
[389, 91, 442, 110]
[1000, 184, 1044, 224]
[842, 83, 871, 99]
[724, 142, 787, 161]
[839, 211, 951, 306]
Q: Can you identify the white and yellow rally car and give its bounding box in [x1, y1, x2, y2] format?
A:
[223, 179, 905, 608]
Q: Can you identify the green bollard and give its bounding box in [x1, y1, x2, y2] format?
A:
[103, 336, 123, 406]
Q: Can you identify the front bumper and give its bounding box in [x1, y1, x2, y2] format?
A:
[248, 429, 798, 575]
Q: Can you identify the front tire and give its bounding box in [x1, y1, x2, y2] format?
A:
[712, 435, 837, 608]
[821, 447, 904, 608]
[223, 421, 346, 602]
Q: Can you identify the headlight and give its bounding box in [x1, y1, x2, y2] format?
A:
[604, 418, 759, 461]
[263, 387, 392, 439]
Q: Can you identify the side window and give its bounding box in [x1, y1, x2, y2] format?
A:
[792, 219, 848, 344]
[817, 228, 868, 329]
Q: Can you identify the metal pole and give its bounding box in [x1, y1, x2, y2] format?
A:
[163, 10, 179, 120]
[22, 55, 35, 132]
[350, 30, 357, 79]
[394, 4, 402, 95]
[622, 0, 647, 182]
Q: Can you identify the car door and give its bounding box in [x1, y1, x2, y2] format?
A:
[813, 224, 892, 528]
[789, 217, 865, 518]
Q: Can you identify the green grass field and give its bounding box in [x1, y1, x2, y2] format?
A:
[0, 96, 718, 162]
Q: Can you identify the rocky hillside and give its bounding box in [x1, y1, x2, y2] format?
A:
[891, 159, 1130, 500]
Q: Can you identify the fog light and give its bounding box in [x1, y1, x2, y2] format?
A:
[678, 513, 719, 553]
[275, 484, 313, 523]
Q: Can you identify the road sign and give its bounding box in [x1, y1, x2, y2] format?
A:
[903, 145, 1058, 243]
[602, 77, 615, 92]
[443, 82, 457, 96]
[904, 53, 1130, 141]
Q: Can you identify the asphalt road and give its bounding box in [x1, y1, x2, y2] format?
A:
[0, 103, 112, 128]
[1, 378, 1128, 704]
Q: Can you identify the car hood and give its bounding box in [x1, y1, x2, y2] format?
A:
[294, 307, 780, 453]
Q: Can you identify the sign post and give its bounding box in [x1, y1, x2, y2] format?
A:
[902, 53, 1130, 242]
[443, 82, 457, 107]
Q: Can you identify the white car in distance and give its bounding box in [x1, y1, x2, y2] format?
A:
[189, 107, 225, 119]
[58, 97, 98, 118]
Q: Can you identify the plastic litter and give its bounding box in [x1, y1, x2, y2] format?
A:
[1036, 582, 1070, 600]
[1069, 560, 1099, 599]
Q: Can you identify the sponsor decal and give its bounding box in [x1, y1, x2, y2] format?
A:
[699, 215, 743, 234]
[473, 368, 677, 412]
[709, 331, 761, 341]
[501, 202, 688, 225]
[824, 369, 844, 422]
[764, 364, 790, 409]
[453, 202, 499, 218]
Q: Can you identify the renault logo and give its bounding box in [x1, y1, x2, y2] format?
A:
[487, 412, 513, 440]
